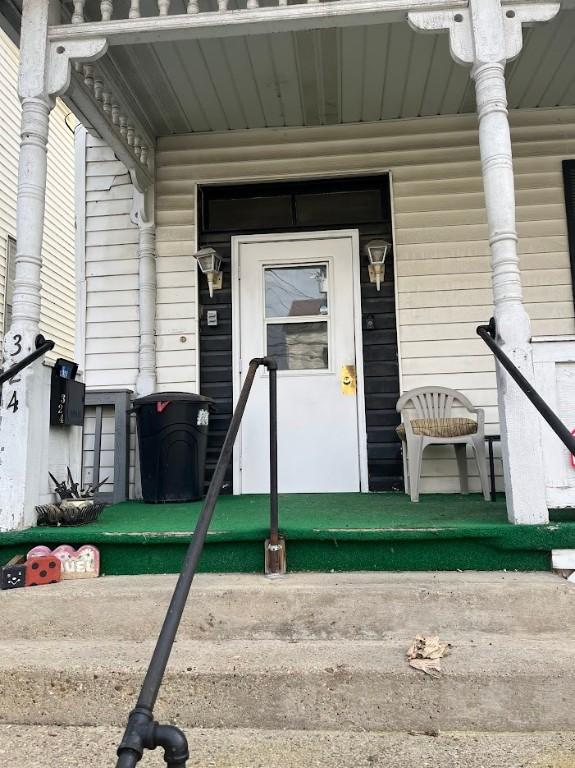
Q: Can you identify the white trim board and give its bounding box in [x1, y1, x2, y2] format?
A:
[74, 124, 87, 372]
[231, 228, 369, 495]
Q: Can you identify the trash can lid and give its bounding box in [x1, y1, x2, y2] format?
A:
[133, 391, 215, 406]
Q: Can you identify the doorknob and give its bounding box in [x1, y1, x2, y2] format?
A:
[340, 365, 357, 395]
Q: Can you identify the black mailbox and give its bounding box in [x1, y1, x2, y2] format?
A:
[50, 358, 85, 426]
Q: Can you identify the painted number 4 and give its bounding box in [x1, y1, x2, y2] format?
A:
[7, 391, 18, 413]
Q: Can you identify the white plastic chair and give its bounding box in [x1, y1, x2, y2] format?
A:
[396, 386, 490, 503]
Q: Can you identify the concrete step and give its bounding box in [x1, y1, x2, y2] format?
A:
[2, 572, 574, 640]
[1, 634, 574, 732]
[1, 726, 574, 768]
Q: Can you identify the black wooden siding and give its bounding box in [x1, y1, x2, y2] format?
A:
[197, 176, 403, 492]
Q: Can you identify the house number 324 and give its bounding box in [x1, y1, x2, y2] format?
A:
[5, 333, 22, 413]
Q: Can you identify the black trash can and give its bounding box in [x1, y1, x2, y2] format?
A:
[133, 392, 214, 503]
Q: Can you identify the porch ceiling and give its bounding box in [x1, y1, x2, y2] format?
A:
[95, 8, 575, 137]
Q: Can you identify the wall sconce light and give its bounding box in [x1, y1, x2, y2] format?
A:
[193, 247, 222, 298]
[365, 239, 391, 291]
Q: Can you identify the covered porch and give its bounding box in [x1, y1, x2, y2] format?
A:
[2, 493, 575, 574]
[2, 0, 575, 536]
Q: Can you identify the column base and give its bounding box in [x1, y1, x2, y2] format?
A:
[496, 346, 549, 525]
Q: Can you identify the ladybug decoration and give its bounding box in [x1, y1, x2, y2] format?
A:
[25, 555, 61, 587]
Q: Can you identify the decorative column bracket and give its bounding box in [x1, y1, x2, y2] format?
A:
[47, 37, 108, 95]
[408, 2, 560, 66]
[46, 36, 153, 192]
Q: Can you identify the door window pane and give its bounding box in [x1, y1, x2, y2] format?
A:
[267, 322, 328, 370]
[265, 265, 328, 318]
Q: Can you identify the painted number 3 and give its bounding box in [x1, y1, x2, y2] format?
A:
[11, 335, 22, 357]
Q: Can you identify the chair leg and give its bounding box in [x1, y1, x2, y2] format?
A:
[401, 440, 410, 495]
[455, 444, 468, 495]
[472, 437, 491, 502]
[407, 437, 423, 502]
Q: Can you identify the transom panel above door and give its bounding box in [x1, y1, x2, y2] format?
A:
[232, 230, 367, 494]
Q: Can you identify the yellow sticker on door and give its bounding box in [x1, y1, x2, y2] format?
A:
[340, 365, 357, 395]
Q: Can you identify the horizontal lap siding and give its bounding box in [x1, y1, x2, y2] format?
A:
[155, 107, 574, 494]
[154, 164, 198, 392]
[83, 136, 141, 498]
[84, 134, 139, 391]
[0, 31, 76, 359]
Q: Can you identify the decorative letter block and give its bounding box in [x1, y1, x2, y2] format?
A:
[1, 555, 26, 590]
[27, 545, 100, 580]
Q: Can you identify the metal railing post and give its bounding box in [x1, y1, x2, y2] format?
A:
[262, 357, 285, 577]
[116, 355, 283, 767]
[269, 361, 278, 543]
[477, 318, 575, 455]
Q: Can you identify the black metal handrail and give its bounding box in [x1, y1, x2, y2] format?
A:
[0, 334, 55, 387]
[116, 356, 279, 768]
[477, 318, 575, 455]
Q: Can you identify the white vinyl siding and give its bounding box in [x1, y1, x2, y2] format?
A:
[83, 133, 140, 391]
[0, 29, 76, 358]
[152, 106, 575, 493]
[3, 236, 16, 332]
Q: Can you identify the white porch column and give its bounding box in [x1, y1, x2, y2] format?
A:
[409, 0, 559, 524]
[0, 0, 108, 530]
[133, 189, 157, 397]
[0, 0, 55, 530]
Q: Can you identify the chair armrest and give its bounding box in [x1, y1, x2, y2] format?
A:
[465, 405, 485, 434]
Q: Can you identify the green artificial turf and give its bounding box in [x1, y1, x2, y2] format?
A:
[1, 493, 574, 574]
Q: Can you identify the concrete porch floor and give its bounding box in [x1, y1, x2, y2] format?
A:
[1, 493, 575, 575]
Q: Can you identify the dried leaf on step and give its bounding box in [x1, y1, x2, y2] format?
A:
[407, 634, 451, 676]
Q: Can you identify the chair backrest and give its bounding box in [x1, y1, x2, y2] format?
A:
[396, 386, 475, 420]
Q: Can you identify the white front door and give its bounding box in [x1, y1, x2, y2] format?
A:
[233, 230, 366, 494]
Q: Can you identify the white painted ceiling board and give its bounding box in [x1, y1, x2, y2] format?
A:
[294, 30, 321, 126]
[506, 24, 557, 108]
[360, 25, 389, 123]
[175, 39, 230, 131]
[537, 40, 575, 108]
[381, 22, 414, 120]
[88, 12, 575, 136]
[112, 44, 191, 134]
[294, 29, 340, 126]
[269, 33, 304, 128]
[400, 32, 436, 118]
[340, 26, 364, 123]
[245, 35, 286, 127]
[419, 36, 453, 117]
[520, 23, 574, 107]
[439, 61, 469, 116]
[150, 42, 211, 132]
[318, 29, 340, 125]
[219, 36, 267, 129]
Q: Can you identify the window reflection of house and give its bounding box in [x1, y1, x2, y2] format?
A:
[268, 298, 328, 371]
